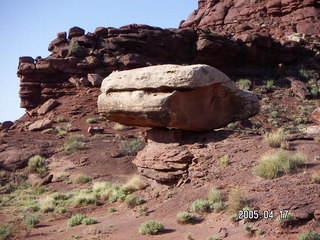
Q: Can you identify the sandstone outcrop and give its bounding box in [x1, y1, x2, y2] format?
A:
[98, 64, 259, 131]
[180, 0, 320, 39]
[17, 24, 316, 111]
[28, 119, 53, 131]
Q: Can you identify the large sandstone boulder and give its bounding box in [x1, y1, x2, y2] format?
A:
[98, 64, 259, 131]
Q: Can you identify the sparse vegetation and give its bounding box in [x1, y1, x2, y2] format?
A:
[311, 174, 320, 184]
[23, 215, 40, 227]
[86, 118, 97, 124]
[122, 175, 145, 193]
[212, 201, 226, 212]
[237, 79, 252, 90]
[81, 217, 97, 225]
[57, 116, 68, 122]
[63, 135, 85, 154]
[0, 223, 16, 240]
[208, 188, 221, 203]
[108, 207, 116, 213]
[28, 155, 47, 177]
[69, 41, 82, 54]
[124, 195, 144, 208]
[228, 189, 247, 213]
[177, 212, 193, 224]
[113, 123, 126, 131]
[67, 214, 85, 227]
[264, 129, 287, 148]
[253, 150, 305, 179]
[137, 206, 148, 216]
[219, 155, 230, 167]
[266, 79, 274, 90]
[299, 231, 320, 240]
[189, 199, 211, 214]
[139, 220, 164, 235]
[119, 139, 145, 156]
[74, 174, 90, 184]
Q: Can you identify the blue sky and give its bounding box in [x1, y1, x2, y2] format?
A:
[0, 0, 196, 122]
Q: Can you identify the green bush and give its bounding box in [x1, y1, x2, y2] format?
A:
[137, 206, 148, 216]
[23, 215, 40, 227]
[266, 80, 274, 90]
[0, 223, 15, 240]
[237, 79, 251, 90]
[176, 212, 192, 224]
[57, 117, 68, 122]
[67, 214, 85, 227]
[81, 217, 97, 225]
[86, 118, 97, 124]
[299, 231, 320, 240]
[69, 42, 82, 54]
[253, 150, 305, 179]
[63, 135, 85, 154]
[70, 191, 97, 206]
[212, 202, 226, 212]
[208, 188, 221, 203]
[119, 139, 145, 156]
[189, 199, 211, 213]
[124, 195, 144, 208]
[108, 207, 116, 213]
[139, 220, 164, 235]
[28, 155, 47, 177]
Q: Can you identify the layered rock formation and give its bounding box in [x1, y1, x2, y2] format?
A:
[98, 64, 259, 131]
[18, 24, 315, 111]
[180, 0, 320, 39]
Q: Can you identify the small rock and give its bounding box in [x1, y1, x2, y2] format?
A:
[290, 80, 310, 100]
[29, 119, 53, 131]
[28, 174, 53, 186]
[88, 73, 103, 87]
[37, 99, 60, 115]
[68, 26, 85, 38]
[314, 209, 320, 221]
[88, 126, 104, 135]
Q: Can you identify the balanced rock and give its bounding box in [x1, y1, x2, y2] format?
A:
[98, 64, 259, 131]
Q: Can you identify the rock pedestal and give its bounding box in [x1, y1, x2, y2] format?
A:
[98, 64, 260, 131]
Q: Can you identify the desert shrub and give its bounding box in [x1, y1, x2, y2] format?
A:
[81, 217, 97, 225]
[23, 215, 39, 227]
[124, 195, 144, 208]
[119, 139, 145, 156]
[237, 79, 251, 90]
[208, 188, 221, 203]
[28, 155, 46, 177]
[108, 207, 116, 213]
[122, 175, 145, 193]
[86, 118, 97, 124]
[69, 42, 81, 54]
[299, 232, 320, 240]
[113, 123, 126, 131]
[256, 229, 265, 235]
[70, 190, 97, 207]
[63, 135, 85, 154]
[92, 181, 113, 193]
[137, 206, 148, 216]
[176, 212, 192, 224]
[139, 220, 164, 235]
[264, 129, 287, 148]
[0, 223, 16, 240]
[189, 200, 212, 213]
[212, 202, 226, 212]
[56, 117, 68, 122]
[266, 80, 274, 90]
[311, 174, 320, 184]
[219, 155, 230, 167]
[202, 236, 221, 240]
[38, 195, 55, 213]
[67, 214, 85, 227]
[228, 189, 247, 213]
[55, 126, 68, 135]
[253, 150, 305, 179]
[74, 174, 90, 184]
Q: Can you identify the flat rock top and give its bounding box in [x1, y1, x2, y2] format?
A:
[101, 64, 231, 93]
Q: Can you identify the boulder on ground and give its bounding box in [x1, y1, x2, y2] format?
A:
[87, 126, 104, 135]
[37, 99, 60, 115]
[98, 64, 260, 131]
[29, 119, 53, 131]
[88, 73, 103, 87]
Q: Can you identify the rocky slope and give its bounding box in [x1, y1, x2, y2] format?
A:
[180, 0, 320, 39]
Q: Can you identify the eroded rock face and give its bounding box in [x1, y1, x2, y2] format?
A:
[98, 64, 260, 131]
[17, 24, 316, 111]
[180, 0, 320, 39]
